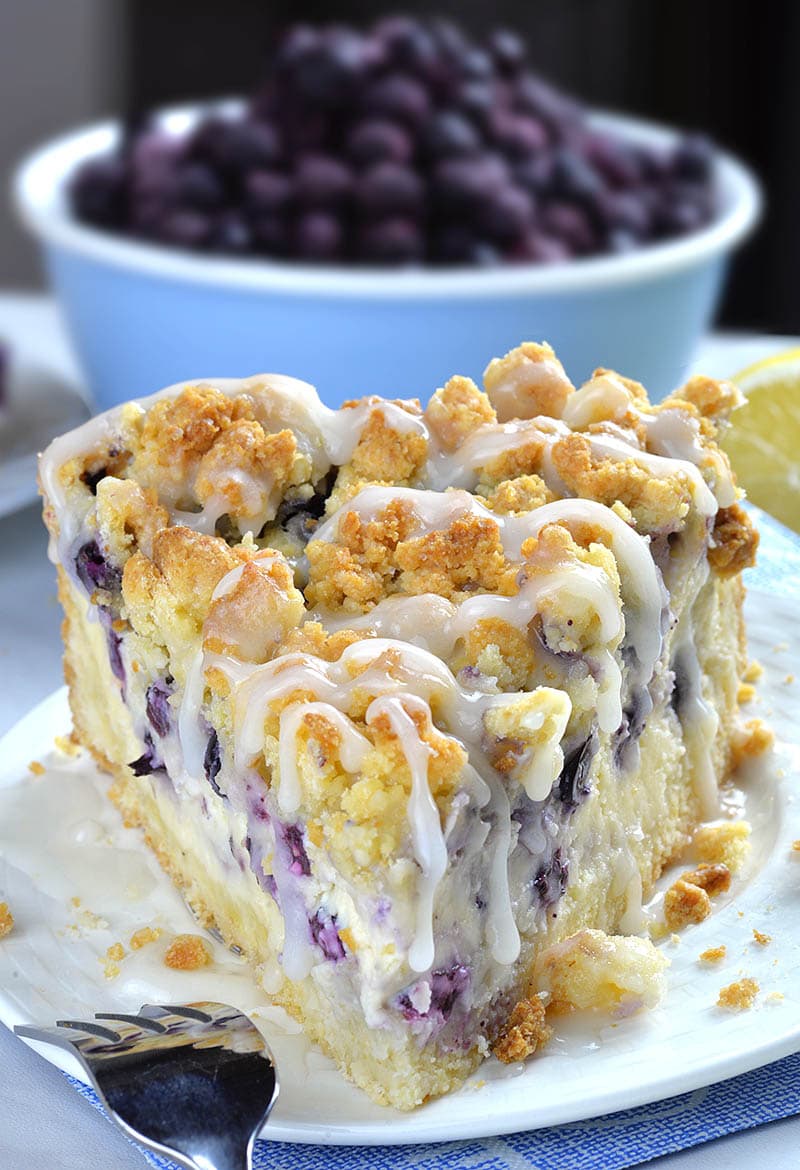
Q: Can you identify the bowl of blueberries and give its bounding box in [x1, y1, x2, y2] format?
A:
[15, 16, 759, 408]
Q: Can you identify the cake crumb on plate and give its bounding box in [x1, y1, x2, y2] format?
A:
[0, 903, 14, 939]
[164, 933, 212, 971]
[492, 996, 552, 1064]
[664, 880, 711, 930]
[699, 945, 726, 964]
[27, 760, 45, 776]
[752, 929, 771, 946]
[130, 925, 162, 950]
[717, 977, 759, 1011]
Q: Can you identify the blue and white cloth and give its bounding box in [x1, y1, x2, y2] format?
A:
[64, 510, 800, 1170]
[66, 1052, 800, 1170]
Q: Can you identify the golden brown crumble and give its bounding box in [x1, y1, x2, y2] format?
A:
[101, 941, 126, 980]
[483, 341, 574, 421]
[708, 504, 759, 577]
[752, 929, 771, 947]
[0, 903, 14, 939]
[664, 879, 712, 930]
[28, 760, 45, 776]
[730, 719, 775, 769]
[341, 403, 428, 486]
[699, 945, 727, 964]
[737, 682, 756, 704]
[164, 933, 212, 971]
[669, 374, 743, 423]
[130, 926, 163, 950]
[54, 733, 81, 757]
[479, 473, 555, 514]
[680, 863, 732, 898]
[306, 501, 516, 612]
[743, 660, 764, 683]
[717, 977, 759, 1011]
[492, 996, 552, 1063]
[194, 422, 297, 516]
[424, 376, 495, 452]
[792, 841, 800, 853]
[550, 432, 693, 532]
[202, 554, 304, 663]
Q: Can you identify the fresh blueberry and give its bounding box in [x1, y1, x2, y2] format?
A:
[488, 28, 527, 75]
[295, 211, 344, 261]
[294, 154, 352, 207]
[70, 156, 128, 226]
[358, 217, 423, 264]
[245, 169, 292, 213]
[365, 73, 431, 128]
[421, 110, 481, 158]
[355, 162, 424, 217]
[346, 118, 414, 167]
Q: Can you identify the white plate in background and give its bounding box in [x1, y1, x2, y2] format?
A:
[0, 356, 89, 518]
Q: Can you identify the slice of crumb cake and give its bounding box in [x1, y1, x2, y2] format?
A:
[40, 343, 758, 1109]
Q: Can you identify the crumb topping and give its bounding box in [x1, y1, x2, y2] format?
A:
[752, 929, 771, 947]
[483, 341, 574, 422]
[164, 933, 212, 970]
[130, 926, 163, 950]
[708, 504, 759, 577]
[492, 995, 552, 1063]
[0, 903, 14, 939]
[664, 879, 712, 930]
[699, 945, 726, 964]
[717, 977, 759, 1011]
[730, 719, 774, 768]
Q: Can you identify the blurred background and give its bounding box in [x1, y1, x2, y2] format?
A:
[1, 0, 796, 332]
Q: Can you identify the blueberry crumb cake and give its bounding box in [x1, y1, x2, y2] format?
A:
[40, 343, 758, 1109]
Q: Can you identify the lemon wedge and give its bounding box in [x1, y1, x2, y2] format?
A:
[721, 348, 800, 532]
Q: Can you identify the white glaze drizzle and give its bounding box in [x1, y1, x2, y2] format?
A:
[366, 695, 446, 973]
[178, 649, 209, 785]
[277, 701, 371, 816]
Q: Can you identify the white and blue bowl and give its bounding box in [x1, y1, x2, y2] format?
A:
[15, 103, 761, 410]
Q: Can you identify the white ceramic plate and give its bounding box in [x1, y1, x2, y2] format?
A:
[0, 357, 89, 519]
[1, 589, 798, 1147]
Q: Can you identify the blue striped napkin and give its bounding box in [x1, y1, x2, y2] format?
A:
[66, 1052, 800, 1170]
[64, 509, 800, 1169]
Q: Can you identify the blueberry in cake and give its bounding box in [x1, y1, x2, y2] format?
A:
[40, 343, 757, 1108]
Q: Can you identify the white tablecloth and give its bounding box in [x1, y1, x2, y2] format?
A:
[0, 294, 797, 1169]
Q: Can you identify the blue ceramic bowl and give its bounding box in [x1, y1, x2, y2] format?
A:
[15, 103, 760, 410]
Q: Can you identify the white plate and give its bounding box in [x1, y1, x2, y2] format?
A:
[0, 356, 89, 518]
[1, 589, 799, 1147]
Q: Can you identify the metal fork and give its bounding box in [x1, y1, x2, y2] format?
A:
[15, 1001, 279, 1170]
